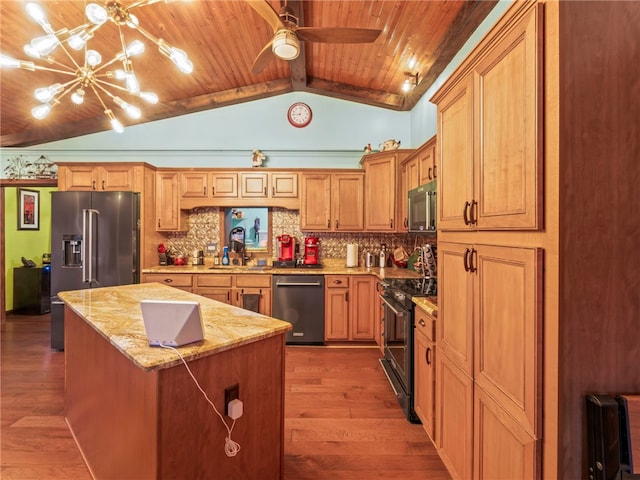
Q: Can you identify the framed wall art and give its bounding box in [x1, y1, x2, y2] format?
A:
[18, 188, 39, 230]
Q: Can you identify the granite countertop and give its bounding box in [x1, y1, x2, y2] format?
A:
[142, 258, 423, 280]
[413, 296, 438, 317]
[58, 283, 292, 372]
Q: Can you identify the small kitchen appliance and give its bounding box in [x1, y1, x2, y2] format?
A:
[302, 237, 320, 266]
[274, 234, 296, 268]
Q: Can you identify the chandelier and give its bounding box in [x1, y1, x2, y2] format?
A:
[0, 1, 193, 133]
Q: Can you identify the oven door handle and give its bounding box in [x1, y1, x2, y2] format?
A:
[379, 295, 406, 316]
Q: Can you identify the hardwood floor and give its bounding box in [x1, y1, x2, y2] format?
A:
[1, 313, 450, 479]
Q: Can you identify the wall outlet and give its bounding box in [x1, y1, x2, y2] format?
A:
[224, 384, 239, 416]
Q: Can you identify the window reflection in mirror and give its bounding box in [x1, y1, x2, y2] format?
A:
[223, 208, 270, 253]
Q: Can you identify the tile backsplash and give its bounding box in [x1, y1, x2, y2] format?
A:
[164, 207, 434, 264]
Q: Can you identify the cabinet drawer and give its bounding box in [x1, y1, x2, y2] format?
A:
[196, 275, 233, 288]
[325, 275, 349, 288]
[235, 274, 271, 288]
[144, 274, 193, 287]
[415, 307, 435, 341]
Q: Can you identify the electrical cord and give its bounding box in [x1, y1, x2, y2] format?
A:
[159, 344, 241, 457]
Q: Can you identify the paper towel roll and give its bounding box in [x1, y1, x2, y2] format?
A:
[346, 244, 358, 267]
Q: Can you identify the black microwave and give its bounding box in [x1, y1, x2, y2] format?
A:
[408, 181, 437, 234]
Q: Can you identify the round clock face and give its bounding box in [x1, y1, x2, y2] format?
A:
[287, 102, 312, 128]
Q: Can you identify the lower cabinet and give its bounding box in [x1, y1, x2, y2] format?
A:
[414, 306, 436, 443]
[143, 273, 193, 292]
[324, 275, 376, 342]
[195, 274, 271, 316]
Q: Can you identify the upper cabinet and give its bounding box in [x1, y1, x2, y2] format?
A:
[57, 163, 141, 192]
[432, 6, 542, 231]
[156, 171, 187, 232]
[361, 150, 412, 232]
[300, 172, 364, 232]
[178, 170, 299, 210]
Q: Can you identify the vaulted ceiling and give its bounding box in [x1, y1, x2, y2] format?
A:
[0, 1, 496, 147]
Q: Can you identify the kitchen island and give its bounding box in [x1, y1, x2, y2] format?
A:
[59, 282, 291, 480]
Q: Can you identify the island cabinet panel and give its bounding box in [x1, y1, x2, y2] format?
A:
[64, 305, 286, 479]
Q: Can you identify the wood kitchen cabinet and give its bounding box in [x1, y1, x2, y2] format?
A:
[142, 273, 193, 292]
[57, 163, 138, 192]
[437, 240, 542, 479]
[179, 170, 298, 209]
[414, 306, 436, 443]
[300, 172, 364, 232]
[361, 150, 412, 232]
[433, 3, 542, 232]
[155, 171, 187, 231]
[195, 274, 271, 316]
[324, 275, 375, 342]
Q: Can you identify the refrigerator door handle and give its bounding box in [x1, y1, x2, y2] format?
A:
[83, 209, 99, 284]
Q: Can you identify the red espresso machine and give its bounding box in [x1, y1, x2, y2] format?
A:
[303, 237, 321, 266]
[275, 234, 296, 268]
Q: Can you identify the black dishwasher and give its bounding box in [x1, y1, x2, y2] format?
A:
[272, 275, 325, 344]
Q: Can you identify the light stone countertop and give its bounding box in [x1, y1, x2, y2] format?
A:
[142, 257, 423, 280]
[58, 282, 292, 372]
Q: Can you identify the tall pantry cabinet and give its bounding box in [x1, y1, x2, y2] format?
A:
[433, 1, 640, 479]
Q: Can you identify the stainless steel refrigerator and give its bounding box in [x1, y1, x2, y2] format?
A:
[50, 191, 140, 350]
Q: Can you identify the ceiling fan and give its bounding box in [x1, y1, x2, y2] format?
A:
[246, 0, 382, 74]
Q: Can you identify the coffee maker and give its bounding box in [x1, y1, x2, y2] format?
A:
[275, 234, 296, 267]
[303, 237, 320, 266]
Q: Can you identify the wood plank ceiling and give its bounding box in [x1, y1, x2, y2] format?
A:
[0, 1, 496, 147]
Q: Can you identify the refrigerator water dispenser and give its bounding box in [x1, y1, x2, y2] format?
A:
[63, 235, 82, 267]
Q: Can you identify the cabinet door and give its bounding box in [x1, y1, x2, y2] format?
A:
[324, 275, 349, 341]
[155, 172, 183, 231]
[438, 241, 474, 375]
[438, 75, 474, 231]
[474, 7, 542, 230]
[474, 387, 539, 480]
[98, 165, 134, 191]
[240, 172, 268, 197]
[437, 352, 474, 480]
[143, 273, 193, 292]
[58, 164, 98, 191]
[271, 173, 298, 198]
[348, 276, 375, 340]
[180, 172, 208, 198]
[418, 140, 437, 184]
[474, 244, 542, 436]
[301, 174, 331, 231]
[414, 329, 436, 443]
[363, 154, 397, 231]
[211, 172, 238, 197]
[332, 174, 364, 231]
[197, 288, 232, 304]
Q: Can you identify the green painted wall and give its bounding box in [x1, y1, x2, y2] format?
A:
[4, 187, 55, 311]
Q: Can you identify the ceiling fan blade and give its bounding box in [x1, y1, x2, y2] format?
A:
[245, 0, 286, 33]
[294, 27, 382, 44]
[251, 40, 275, 74]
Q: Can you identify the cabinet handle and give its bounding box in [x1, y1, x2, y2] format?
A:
[433, 164, 437, 179]
[333, 279, 342, 285]
[212, 187, 215, 195]
[157, 219, 161, 228]
[428, 167, 433, 180]
[426, 347, 432, 365]
[335, 219, 339, 229]
[469, 248, 477, 273]
[463, 248, 471, 272]
[327, 219, 331, 228]
[471, 200, 478, 225]
[463, 201, 471, 225]
[419, 319, 426, 327]
[390, 218, 394, 229]
[404, 217, 408, 228]
[264, 187, 267, 195]
[345, 291, 349, 302]
[92, 180, 97, 191]
[102, 180, 105, 190]
[272, 186, 275, 195]
[203, 186, 206, 195]
[163, 278, 173, 283]
[226, 291, 230, 303]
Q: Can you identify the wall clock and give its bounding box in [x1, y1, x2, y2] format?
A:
[287, 102, 312, 128]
